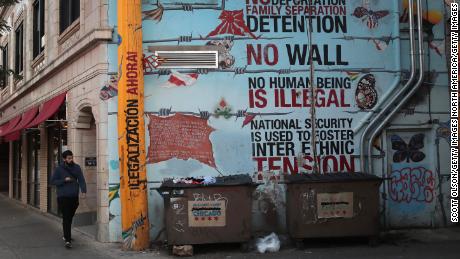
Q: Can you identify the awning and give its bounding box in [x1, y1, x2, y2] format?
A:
[5, 107, 39, 135]
[2, 107, 39, 141]
[24, 92, 67, 129]
[0, 123, 9, 136]
[4, 131, 21, 142]
[0, 115, 22, 137]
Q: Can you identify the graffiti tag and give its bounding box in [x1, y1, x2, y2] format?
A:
[192, 193, 228, 208]
[389, 167, 435, 203]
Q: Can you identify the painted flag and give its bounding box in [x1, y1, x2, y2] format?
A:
[366, 16, 377, 29]
[429, 41, 444, 56]
[372, 39, 389, 51]
[400, 10, 409, 23]
[108, 184, 120, 205]
[242, 114, 256, 128]
[147, 113, 216, 168]
[346, 71, 361, 81]
[162, 70, 199, 88]
[143, 54, 167, 74]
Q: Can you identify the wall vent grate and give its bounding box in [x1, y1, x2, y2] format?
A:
[153, 50, 219, 69]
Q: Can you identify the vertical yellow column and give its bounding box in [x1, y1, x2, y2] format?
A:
[117, 0, 150, 251]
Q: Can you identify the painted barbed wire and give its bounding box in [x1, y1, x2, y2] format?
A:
[143, 35, 293, 45]
[334, 35, 400, 41]
[156, 0, 224, 11]
[109, 109, 292, 128]
[143, 0, 225, 14]
[145, 109, 292, 119]
[144, 67, 400, 77]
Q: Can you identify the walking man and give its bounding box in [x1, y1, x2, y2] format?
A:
[51, 150, 87, 249]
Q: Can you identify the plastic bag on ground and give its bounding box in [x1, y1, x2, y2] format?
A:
[203, 176, 216, 185]
[256, 233, 281, 253]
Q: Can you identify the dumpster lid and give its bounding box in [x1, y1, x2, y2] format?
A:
[160, 174, 254, 189]
[285, 173, 382, 183]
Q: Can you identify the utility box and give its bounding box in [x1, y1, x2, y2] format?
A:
[159, 175, 256, 246]
[285, 173, 382, 244]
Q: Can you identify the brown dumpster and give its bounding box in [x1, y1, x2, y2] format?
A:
[285, 173, 382, 245]
[159, 175, 256, 247]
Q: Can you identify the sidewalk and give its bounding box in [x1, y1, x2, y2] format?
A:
[0, 194, 116, 259]
[1, 194, 460, 259]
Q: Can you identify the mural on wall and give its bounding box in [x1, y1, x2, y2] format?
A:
[137, 0, 402, 176]
[106, 0, 452, 240]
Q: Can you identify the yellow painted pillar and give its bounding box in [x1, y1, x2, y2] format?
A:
[117, 0, 150, 251]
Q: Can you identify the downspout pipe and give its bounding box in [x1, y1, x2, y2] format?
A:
[359, 0, 418, 173]
[367, 0, 425, 175]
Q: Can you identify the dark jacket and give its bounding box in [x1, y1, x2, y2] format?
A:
[50, 163, 87, 198]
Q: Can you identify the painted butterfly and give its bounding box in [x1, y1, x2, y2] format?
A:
[391, 133, 426, 163]
[353, 7, 390, 29]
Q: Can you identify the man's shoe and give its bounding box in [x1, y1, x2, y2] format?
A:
[65, 242, 72, 249]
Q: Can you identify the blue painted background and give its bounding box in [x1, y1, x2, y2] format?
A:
[105, 0, 451, 241]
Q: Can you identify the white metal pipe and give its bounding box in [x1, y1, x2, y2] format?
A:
[359, 0, 418, 173]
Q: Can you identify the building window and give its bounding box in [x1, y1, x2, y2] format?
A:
[1, 44, 8, 89]
[15, 23, 24, 74]
[33, 0, 45, 58]
[60, 0, 79, 34]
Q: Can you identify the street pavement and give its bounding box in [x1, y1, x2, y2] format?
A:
[1, 194, 460, 259]
[0, 194, 112, 259]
